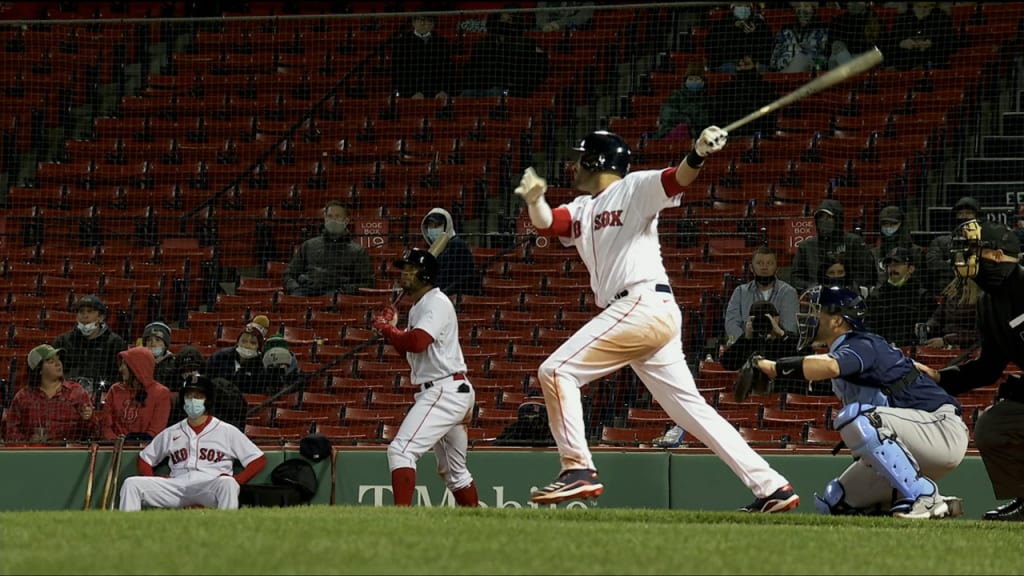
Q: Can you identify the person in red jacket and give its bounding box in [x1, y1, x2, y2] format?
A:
[101, 347, 172, 442]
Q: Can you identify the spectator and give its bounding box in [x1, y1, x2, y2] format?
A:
[141, 321, 176, 390]
[724, 246, 799, 344]
[866, 247, 936, 346]
[261, 335, 303, 395]
[420, 207, 482, 296]
[922, 278, 979, 349]
[655, 61, 711, 141]
[535, 1, 594, 32]
[721, 300, 810, 395]
[52, 294, 127, 395]
[119, 375, 266, 511]
[460, 9, 549, 97]
[1013, 204, 1024, 249]
[926, 196, 980, 297]
[4, 345, 99, 442]
[284, 201, 375, 296]
[885, 1, 955, 70]
[708, 64, 779, 137]
[206, 315, 272, 397]
[828, 1, 885, 69]
[390, 14, 452, 100]
[870, 205, 923, 286]
[705, 2, 774, 73]
[791, 199, 877, 293]
[820, 255, 870, 299]
[101, 347, 172, 442]
[770, 2, 830, 73]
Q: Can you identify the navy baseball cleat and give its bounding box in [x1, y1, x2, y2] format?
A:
[530, 469, 604, 504]
[739, 483, 800, 513]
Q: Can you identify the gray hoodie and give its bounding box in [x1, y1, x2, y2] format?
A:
[420, 208, 482, 296]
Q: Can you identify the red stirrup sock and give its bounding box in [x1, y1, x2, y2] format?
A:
[391, 468, 416, 506]
[453, 482, 479, 507]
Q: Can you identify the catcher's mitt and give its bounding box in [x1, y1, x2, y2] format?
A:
[733, 354, 772, 402]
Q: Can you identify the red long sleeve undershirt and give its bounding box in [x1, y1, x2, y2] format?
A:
[136, 454, 267, 484]
[378, 326, 434, 354]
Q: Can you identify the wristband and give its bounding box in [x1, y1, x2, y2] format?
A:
[775, 356, 806, 381]
[684, 149, 705, 169]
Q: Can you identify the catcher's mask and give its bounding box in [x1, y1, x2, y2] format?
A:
[950, 219, 985, 280]
[798, 285, 866, 349]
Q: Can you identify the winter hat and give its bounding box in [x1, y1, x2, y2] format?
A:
[142, 321, 172, 347]
[176, 345, 205, 373]
[262, 335, 292, 368]
[73, 294, 108, 315]
[241, 315, 271, 351]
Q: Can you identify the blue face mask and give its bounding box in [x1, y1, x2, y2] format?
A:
[425, 227, 444, 243]
[149, 346, 165, 358]
[685, 79, 705, 92]
[733, 6, 752, 20]
[880, 224, 900, 237]
[184, 398, 206, 419]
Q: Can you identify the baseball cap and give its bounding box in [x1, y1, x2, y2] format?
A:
[73, 294, 107, 315]
[878, 205, 903, 224]
[954, 196, 981, 214]
[882, 247, 914, 266]
[27, 344, 62, 370]
[977, 219, 1021, 255]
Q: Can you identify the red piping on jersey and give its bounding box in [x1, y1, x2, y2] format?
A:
[552, 296, 643, 450]
[661, 168, 686, 197]
[399, 387, 444, 456]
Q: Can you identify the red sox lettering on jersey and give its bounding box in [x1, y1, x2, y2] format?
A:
[169, 447, 227, 465]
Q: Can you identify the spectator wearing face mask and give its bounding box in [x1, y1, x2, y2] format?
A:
[885, 1, 955, 70]
[770, 2, 830, 73]
[724, 246, 799, 345]
[389, 14, 453, 100]
[655, 62, 711, 141]
[791, 199, 877, 293]
[262, 336, 303, 395]
[419, 207, 481, 296]
[284, 201, 375, 296]
[866, 247, 936, 346]
[870, 205, 923, 287]
[706, 2, 774, 73]
[52, 294, 128, 396]
[101, 346, 172, 442]
[141, 321, 177, 390]
[828, 1, 884, 70]
[205, 315, 271, 396]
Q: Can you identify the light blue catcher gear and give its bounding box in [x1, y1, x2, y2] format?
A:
[814, 479, 861, 515]
[833, 403, 937, 504]
[798, 285, 867, 349]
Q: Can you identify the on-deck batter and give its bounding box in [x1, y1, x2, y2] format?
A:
[119, 375, 266, 511]
[373, 249, 479, 507]
[518, 127, 800, 512]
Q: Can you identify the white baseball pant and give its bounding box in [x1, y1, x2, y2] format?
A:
[119, 471, 240, 511]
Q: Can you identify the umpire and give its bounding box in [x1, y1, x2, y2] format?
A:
[917, 219, 1024, 521]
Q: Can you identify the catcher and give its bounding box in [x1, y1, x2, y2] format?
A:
[739, 285, 967, 519]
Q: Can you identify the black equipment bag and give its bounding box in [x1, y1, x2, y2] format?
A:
[239, 458, 318, 507]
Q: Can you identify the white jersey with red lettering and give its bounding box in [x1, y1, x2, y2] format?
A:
[558, 169, 676, 308]
[139, 417, 263, 477]
[404, 287, 467, 385]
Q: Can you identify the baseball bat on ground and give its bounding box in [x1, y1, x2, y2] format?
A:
[100, 435, 126, 511]
[722, 47, 884, 134]
[83, 442, 99, 511]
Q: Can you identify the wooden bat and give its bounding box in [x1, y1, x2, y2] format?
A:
[83, 442, 99, 511]
[722, 47, 884, 134]
[100, 435, 126, 511]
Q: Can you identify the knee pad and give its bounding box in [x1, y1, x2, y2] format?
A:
[835, 403, 935, 501]
[814, 479, 860, 515]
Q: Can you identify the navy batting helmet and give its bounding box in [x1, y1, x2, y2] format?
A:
[393, 248, 439, 285]
[572, 131, 631, 177]
[180, 373, 217, 408]
[798, 285, 866, 349]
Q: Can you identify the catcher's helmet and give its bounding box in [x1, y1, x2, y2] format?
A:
[798, 285, 866, 349]
[180, 373, 216, 407]
[571, 131, 631, 177]
[393, 248, 439, 285]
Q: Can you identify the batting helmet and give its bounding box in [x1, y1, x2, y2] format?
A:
[798, 285, 866, 349]
[179, 373, 217, 408]
[572, 131, 631, 177]
[393, 249, 439, 285]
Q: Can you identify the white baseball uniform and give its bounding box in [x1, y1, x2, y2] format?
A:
[540, 168, 792, 498]
[387, 287, 476, 493]
[119, 416, 264, 511]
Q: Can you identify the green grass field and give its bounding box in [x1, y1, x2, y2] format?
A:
[1, 506, 1021, 575]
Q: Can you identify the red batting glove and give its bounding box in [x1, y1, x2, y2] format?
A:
[377, 305, 398, 327]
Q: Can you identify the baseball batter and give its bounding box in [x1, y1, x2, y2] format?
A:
[372, 249, 479, 507]
[753, 285, 967, 519]
[119, 375, 266, 511]
[517, 128, 799, 512]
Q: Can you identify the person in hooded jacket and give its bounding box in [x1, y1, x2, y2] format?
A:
[284, 201, 375, 296]
[870, 205, 924, 287]
[791, 199, 876, 293]
[52, 294, 127, 395]
[420, 207, 482, 296]
[142, 321, 177, 391]
[101, 346, 172, 442]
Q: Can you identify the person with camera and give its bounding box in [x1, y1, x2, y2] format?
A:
[723, 246, 799, 346]
[721, 301, 811, 395]
[915, 219, 1024, 522]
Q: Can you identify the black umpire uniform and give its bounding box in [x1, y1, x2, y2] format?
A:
[936, 220, 1024, 521]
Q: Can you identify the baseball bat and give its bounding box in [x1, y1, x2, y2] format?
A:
[389, 230, 453, 306]
[83, 442, 99, 511]
[721, 47, 884, 134]
[106, 435, 126, 511]
[100, 435, 125, 510]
